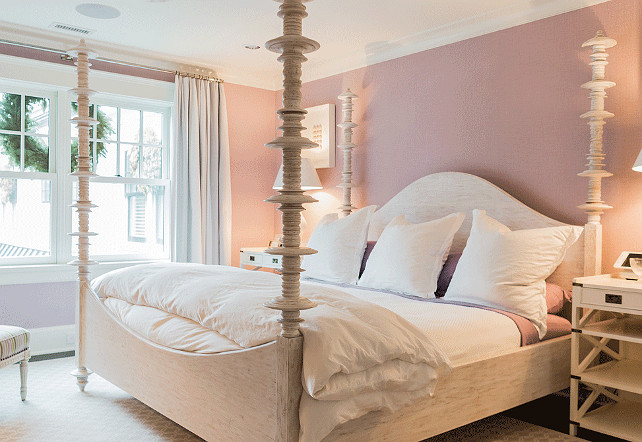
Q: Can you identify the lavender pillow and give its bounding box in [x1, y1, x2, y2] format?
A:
[359, 241, 377, 277]
[435, 253, 462, 297]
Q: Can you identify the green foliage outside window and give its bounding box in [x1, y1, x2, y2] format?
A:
[0, 94, 114, 172]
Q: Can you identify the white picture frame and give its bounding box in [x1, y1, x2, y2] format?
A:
[301, 103, 335, 168]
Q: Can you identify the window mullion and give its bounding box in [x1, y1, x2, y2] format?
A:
[20, 94, 24, 171]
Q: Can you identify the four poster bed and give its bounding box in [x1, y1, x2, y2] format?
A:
[68, 2, 615, 441]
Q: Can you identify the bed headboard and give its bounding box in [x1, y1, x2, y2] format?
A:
[367, 172, 584, 291]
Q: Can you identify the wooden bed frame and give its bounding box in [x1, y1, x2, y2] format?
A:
[67, 3, 614, 441]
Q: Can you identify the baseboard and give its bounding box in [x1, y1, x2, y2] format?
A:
[30, 350, 75, 362]
[29, 324, 75, 356]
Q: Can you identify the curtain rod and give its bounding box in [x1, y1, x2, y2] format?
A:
[0, 38, 223, 83]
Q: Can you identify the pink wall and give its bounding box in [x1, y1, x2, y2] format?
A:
[225, 83, 281, 266]
[294, 0, 642, 273]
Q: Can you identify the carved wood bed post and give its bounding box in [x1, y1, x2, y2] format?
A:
[578, 31, 616, 276]
[338, 89, 358, 216]
[68, 39, 98, 391]
[264, 0, 319, 440]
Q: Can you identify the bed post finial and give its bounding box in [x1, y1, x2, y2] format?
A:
[578, 31, 615, 276]
[67, 39, 99, 391]
[338, 89, 358, 216]
[264, 1, 318, 439]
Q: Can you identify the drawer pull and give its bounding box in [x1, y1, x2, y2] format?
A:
[605, 293, 622, 305]
[272, 258, 279, 264]
[249, 256, 255, 262]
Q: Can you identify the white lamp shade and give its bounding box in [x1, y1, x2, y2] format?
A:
[634, 148, 642, 172]
[273, 157, 322, 190]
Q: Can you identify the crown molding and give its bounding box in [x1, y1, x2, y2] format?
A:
[300, 0, 613, 85]
[0, 21, 282, 90]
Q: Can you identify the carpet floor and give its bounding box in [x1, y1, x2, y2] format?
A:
[0, 357, 584, 441]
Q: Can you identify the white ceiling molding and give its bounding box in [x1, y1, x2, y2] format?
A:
[300, 0, 613, 85]
[0, 0, 612, 91]
[0, 21, 280, 90]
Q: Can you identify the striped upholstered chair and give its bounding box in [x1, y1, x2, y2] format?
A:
[0, 326, 30, 400]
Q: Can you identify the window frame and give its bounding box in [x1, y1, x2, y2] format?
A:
[67, 94, 172, 262]
[0, 79, 172, 268]
[0, 81, 59, 266]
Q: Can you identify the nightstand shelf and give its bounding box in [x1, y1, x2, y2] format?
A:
[581, 317, 642, 344]
[580, 359, 642, 394]
[570, 274, 642, 440]
[578, 401, 642, 441]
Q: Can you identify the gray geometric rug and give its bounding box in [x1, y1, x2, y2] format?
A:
[0, 357, 582, 441]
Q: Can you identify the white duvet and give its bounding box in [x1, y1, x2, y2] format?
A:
[92, 263, 453, 442]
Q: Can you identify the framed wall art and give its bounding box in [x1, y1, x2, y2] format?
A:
[301, 103, 335, 168]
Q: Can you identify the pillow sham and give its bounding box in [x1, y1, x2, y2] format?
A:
[302, 205, 377, 284]
[444, 209, 583, 338]
[435, 254, 571, 311]
[358, 212, 465, 298]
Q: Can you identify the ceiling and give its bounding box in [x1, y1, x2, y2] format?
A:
[0, 0, 610, 90]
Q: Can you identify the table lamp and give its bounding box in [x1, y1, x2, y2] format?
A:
[633, 148, 642, 172]
[273, 157, 322, 190]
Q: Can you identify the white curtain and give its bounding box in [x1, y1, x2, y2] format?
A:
[172, 75, 232, 265]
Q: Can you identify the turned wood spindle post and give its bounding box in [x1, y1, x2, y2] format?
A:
[578, 31, 615, 276]
[264, 0, 319, 439]
[67, 39, 99, 391]
[337, 89, 358, 216]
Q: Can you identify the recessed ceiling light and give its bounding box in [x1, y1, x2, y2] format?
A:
[244, 44, 261, 50]
[75, 3, 121, 19]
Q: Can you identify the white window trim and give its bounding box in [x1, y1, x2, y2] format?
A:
[67, 94, 172, 262]
[0, 55, 174, 284]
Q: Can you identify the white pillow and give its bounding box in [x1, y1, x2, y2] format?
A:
[302, 205, 377, 284]
[358, 213, 465, 298]
[445, 209, 583, 338]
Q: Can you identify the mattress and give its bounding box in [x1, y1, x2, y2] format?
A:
[102, 277, 568, 367]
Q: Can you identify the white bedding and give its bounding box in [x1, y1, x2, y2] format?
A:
[103, 275, 521, 366]
[92, 263, 457, 442]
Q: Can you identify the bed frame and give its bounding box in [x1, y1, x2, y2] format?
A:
[68, 3, 614, 441]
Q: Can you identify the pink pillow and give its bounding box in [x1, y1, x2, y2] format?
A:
[545, 282, 572, 314]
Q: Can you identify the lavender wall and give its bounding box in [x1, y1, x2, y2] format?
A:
[0, 282, 76, 328]
[296, 0, 642, 273]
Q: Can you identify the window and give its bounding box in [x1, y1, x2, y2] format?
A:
[0, 80, 171, 266]
[0, 88, 55, 264]
[70, 100, 170, 260]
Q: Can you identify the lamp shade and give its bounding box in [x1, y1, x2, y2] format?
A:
[273, 157, 322, 190]
[634, 148, 642, 172]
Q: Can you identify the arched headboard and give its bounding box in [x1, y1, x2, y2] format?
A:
[367, 172, 585, 291]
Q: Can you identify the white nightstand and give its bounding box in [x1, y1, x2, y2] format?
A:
[239, 247, 282, 271]
[570, 274, 642, 440]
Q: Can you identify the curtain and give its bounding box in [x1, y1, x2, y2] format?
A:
[172, 75, 232, 265]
